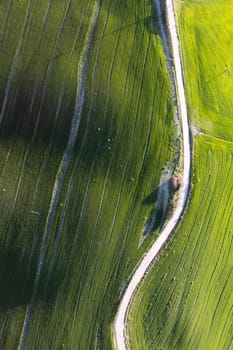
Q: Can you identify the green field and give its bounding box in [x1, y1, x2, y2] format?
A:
[0, 0, 175, 348]
[129, 1, 233, 349]
[129, 135, 233, 349]
[177, 0, 233, 140]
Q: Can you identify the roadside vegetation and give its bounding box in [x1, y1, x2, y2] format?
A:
[129, 1, 233, 349]
[0, 0, 175, 348]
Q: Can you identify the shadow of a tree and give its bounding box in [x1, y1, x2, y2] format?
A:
[142, 179, 171, 236]
[0, 244, 64, 312]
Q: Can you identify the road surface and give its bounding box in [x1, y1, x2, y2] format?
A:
[113, 0, 191, 348]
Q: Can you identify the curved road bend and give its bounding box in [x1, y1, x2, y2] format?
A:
[113, 0, 191, 349]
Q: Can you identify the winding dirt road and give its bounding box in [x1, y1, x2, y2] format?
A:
[113, 0, 191, 348]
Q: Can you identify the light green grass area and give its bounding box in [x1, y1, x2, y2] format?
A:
[128, 1, 233, 348]
[0, 0, 175, 348]
[177, 0, 233, 140]
[129, 134, 233, 350]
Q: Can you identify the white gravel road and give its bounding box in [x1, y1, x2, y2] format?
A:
[113, 0, 191, 348]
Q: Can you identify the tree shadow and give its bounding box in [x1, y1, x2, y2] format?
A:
[0, 71, 120, 157]
[142, 179, 171, 236]
[0, 79, 72, 150]
[0, 7, 159, 160]
[0, 244, 64, 312]
[142, 188, 159, 205]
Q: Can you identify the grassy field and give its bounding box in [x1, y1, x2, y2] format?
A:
[0, 0, 175, 348]
[128, 1, 233, 349]
[129, 135, 233, 350]
[177, 0, 233, 140]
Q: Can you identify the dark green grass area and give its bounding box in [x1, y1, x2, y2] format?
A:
[0, 0, 175, 348]
[0, 0, 95, 147]
[177, 0, 233, 140]
[129, 134, 233, 350]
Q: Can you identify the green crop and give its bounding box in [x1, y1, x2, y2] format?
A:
[129, 135, 233, 350]
[0, 0, 175, 348]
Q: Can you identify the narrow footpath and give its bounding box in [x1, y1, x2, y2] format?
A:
[113, 0, 191, 348]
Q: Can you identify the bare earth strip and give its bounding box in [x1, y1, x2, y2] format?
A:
[113, 0, 191, 349]
[17, 2, 101, 349]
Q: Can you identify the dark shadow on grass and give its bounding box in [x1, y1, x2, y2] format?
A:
[0, 79, 73, 151]
[142, 180, 171, 236]
[0, 76, 119, 174]
[142, 207, 163, 237]
[0, 244, 65, 312]
[142, 188, 159, 205]
[0, 9, 167, 345]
